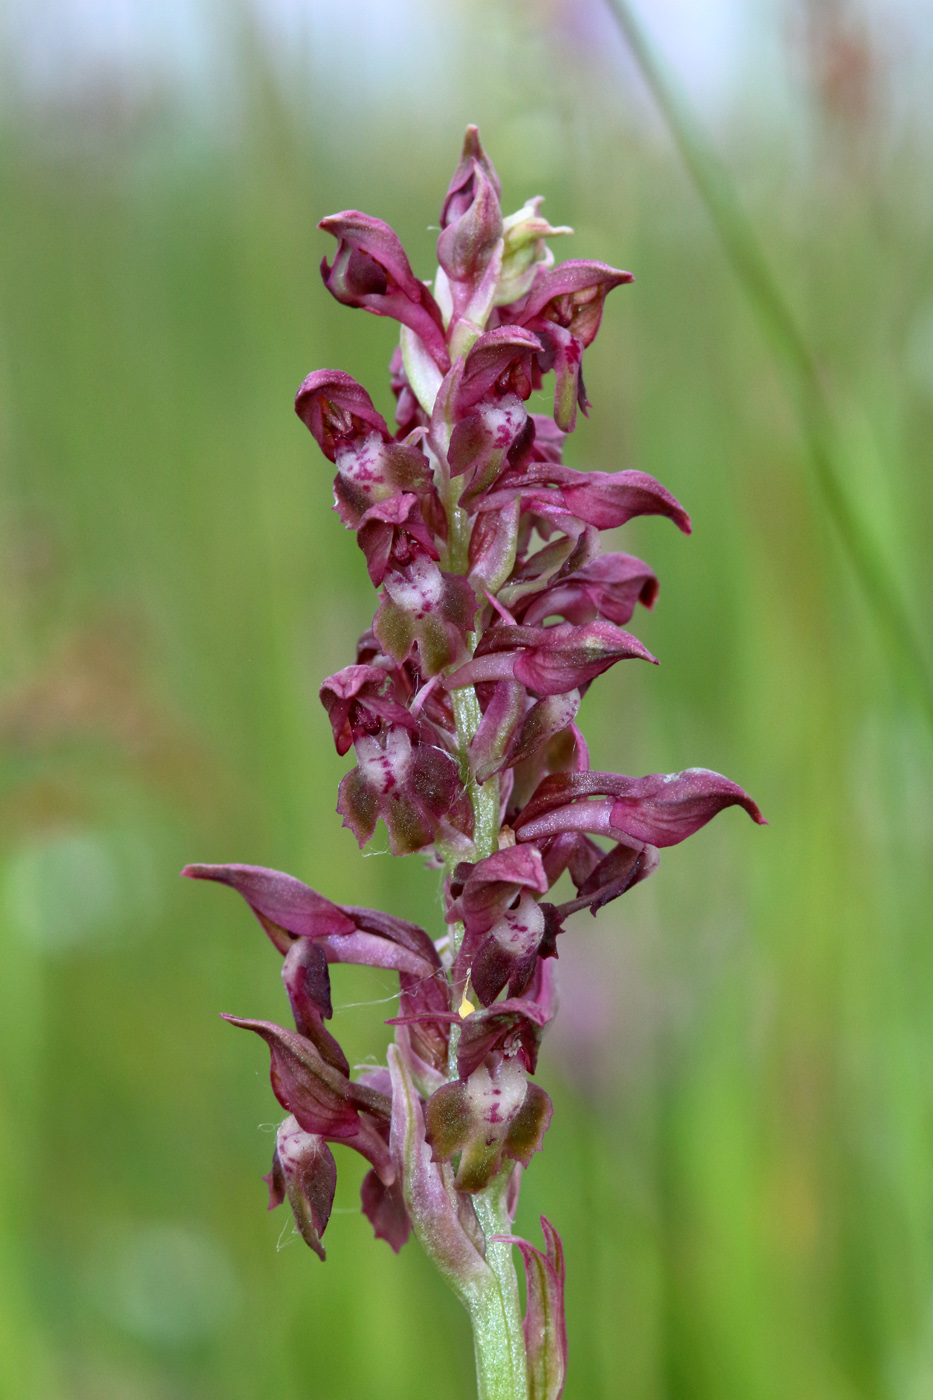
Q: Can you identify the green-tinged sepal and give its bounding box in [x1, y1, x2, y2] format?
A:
[424, 1058, 552, 1192]
[387, 1043, 493, 1303]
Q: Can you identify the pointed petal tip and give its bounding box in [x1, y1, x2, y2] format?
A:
[181, 862, 210, 880]
[219, 1013, 265, 1034]
[317, 209, 363, 233]
[181, 862, 242, 884]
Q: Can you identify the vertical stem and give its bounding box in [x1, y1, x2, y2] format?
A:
[451, 686, 500, 862]
[470, 1170, 528, 1400]
[467, 1280, 529, 1400]
[450, 685, 526, 1399]
[438, 454, 527, 1399]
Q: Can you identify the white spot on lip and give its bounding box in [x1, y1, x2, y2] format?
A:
[355, 729, 413, 794]
[383, 556, 444, 613]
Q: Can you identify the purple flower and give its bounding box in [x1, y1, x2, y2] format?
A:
[374, 557, 477, 676]
[453, 994, 553, 1080]
[424, 1056, 553, 1192]
[319, 664, 417, 757]
[516, 552, 658, 627]
[319, 212, 449, 370]
[356, 494, 440, 586]
[447, 396, 532, 510]
[462, 892, 556, 1006]
[447, 845, 550, 938]
[517, 260, 634, 345]
[500, 259, 633, 430]
[456, 326, 544, 413]
[337, 728, 471, 855]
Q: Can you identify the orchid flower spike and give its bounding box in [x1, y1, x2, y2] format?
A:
[184, 127, 764, 1400]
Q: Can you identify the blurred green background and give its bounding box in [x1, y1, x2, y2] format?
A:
[2, 1, 933, 1396]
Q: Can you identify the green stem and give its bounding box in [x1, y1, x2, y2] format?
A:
[604, 0, 933, 728]
[438, 480, 526, 1399]
[452, 686, 500, 859]
[470, 1169, 528, 1400]
[467, 1296, 527, 1400]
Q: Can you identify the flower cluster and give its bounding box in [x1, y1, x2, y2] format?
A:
[184, 128, 763, 1398]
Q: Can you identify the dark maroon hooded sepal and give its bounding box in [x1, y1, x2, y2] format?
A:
[517, 259, 633, 346]
[518, 552, 658, 628]
[319, 211, 449, 370]
[455, 997, 553, 1080]
[267, 1116, 338, 1261]
[456, 327, 544, 413]
[319, 664, 418, 757]
[294, 369, 391, 462]
[357, 493, 440, 586]
[447, 844, 549, 940]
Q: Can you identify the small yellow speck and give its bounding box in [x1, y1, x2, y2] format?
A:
[459, 993, 475, 1019]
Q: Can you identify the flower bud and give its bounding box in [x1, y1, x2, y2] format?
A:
[495, 197, 572, 309]
[438, 159, 503, 288]
[440, 126, 502, 229]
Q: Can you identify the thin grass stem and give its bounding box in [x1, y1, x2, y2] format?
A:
[604, 0, 933, 726]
